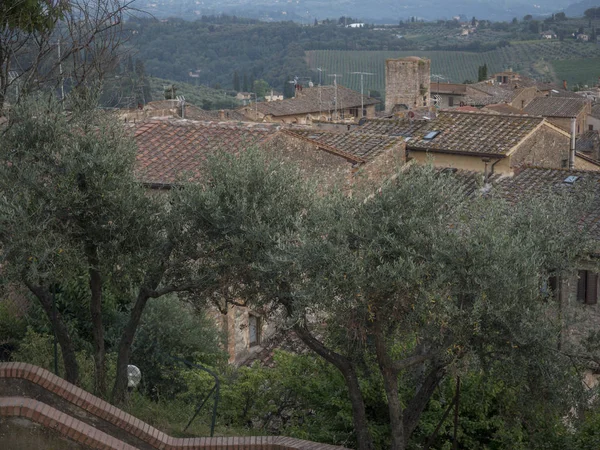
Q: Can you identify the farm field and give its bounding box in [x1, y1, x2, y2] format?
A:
[551, 58, 600, 88]
[306, 41, 600, 95]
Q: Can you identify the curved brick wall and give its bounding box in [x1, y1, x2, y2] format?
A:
[0, 362, 348, 450]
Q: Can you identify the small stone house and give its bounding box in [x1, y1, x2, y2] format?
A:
[356, 110, 600, 175]
[495, 167, 600, 378]
[429, 83, 468, 108]
[242, 85, 379, 124]
[133, 118, 405, 364]
[524, 96, 592, 135]
[589, 104, 600, 131]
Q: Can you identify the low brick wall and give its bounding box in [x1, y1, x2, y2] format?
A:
[0, 362, 349, 450]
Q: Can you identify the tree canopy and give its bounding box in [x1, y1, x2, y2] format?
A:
[187, 152, 596, 450]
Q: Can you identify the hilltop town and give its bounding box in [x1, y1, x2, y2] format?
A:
[2, 2, 600, 450]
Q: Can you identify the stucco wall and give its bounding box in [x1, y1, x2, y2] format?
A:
[548, 110, 588, 135]
[510, 87, 538, 109]
[509, 125, 570, 169]
[588, 115, 600, 131]
[225, 304, 278, 365]
[408, 151, 511, 174]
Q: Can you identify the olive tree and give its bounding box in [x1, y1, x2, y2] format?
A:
[0, 97, 215, 401]
[0, 0, 131, 111]
[189, 152, 595, 450]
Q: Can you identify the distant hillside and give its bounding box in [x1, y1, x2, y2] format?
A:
[131, 0, 571, 22]
[564, 0, 600, 17]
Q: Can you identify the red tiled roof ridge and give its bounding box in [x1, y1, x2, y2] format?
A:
[439, 110, 543, 120]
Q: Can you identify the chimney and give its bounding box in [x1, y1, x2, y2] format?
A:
[218, 110, 225, 120]
[563, 79, 568, 90]
[569, 117, 576, 169]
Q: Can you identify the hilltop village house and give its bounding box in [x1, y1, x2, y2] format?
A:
[590, 104, 600, 131]
[241, 85, 379, 124]
[357, 110, 600, 174]
[524, 96, 592, 135]
[124, 55, 600, 367]
[133, 118, 405, 364]
[495, 167, 600, 374]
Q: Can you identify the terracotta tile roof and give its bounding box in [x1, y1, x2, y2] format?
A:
[451, 106, 480, 112]
[466, 83, 525, 105]
[184, 105, 248, 122]
[435, 167, 502, 197]
[357, 111, 545, 157]
[134, 120, 278, 186]
[483, 103, 527, 115]
[430, 83, 467, 95]
[255, 85, 379, 117]
[549, 90, 591, 99]
[283, 129, 403, 162]
[494, 167, 600, 239]
[145, 100, 179, 110]
[524, 97, 588, 118]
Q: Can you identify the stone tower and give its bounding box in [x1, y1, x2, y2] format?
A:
[385, 57, 431, 113]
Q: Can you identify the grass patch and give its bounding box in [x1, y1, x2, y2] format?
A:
[123, 392, 259, 438]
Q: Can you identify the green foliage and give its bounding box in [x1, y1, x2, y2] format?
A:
[11, 327, 97, 391]
[551, 57, 600, 88]
[120, 296, 227, 398]
[0, 0, 67, 32]
[177, 351, 358, 446]
[307, 40, 600, 95]
[477, 63, 488, 81]
[253, 79, 270, 99]
[0, 298, 27, 352]
[187, 150, 594, 448]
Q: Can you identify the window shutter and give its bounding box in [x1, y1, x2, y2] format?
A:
[586, 272, 598, 305]
[577, 270, 587, 302]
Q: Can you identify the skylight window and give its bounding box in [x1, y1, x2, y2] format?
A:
[423, 130, 440, 140]
[563, 175, 580, 184]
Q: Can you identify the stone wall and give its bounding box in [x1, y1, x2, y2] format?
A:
[510, 124, 570, 169]
[385, 57, 431, 112]
[510, 87, 538, 109]
[263, 134, 355, 190]
[558, 266, 600, 359]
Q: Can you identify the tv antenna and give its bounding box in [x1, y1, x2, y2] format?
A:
[328, 74, 342, 119]
[311, 67, 326, 85]
[350, 72, 374, 118]
[431, 74, 447, 107]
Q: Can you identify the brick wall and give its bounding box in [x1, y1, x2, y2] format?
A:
[0, 362, 349, 450]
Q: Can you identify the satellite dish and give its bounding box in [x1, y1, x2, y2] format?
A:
[127, 365, 142, 388]
[308, 81, 314, 87]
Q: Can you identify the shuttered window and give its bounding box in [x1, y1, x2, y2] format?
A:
[577, 270, 598, 305]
